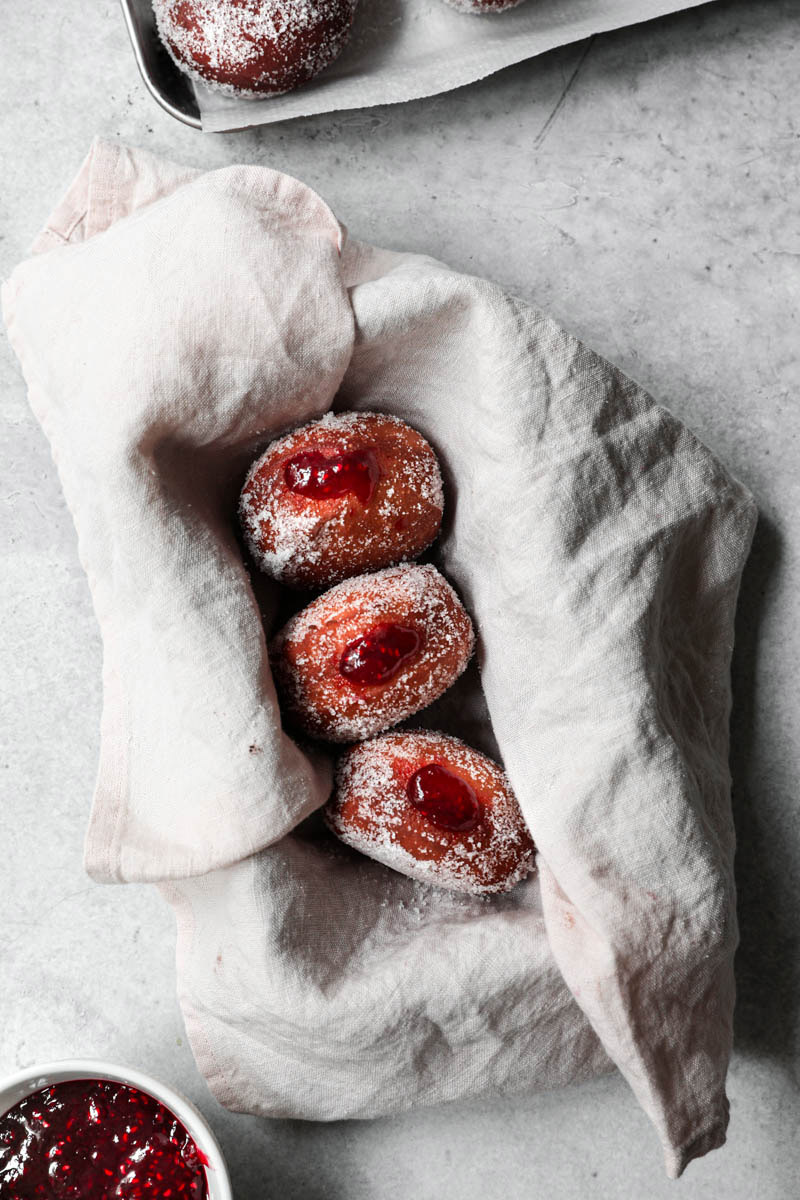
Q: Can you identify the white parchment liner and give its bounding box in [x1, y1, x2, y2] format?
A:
[182, 0, 720, 131]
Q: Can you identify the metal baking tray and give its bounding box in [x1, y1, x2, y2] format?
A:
[120, 0, 201, 129]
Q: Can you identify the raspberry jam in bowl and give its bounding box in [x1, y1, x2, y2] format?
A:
[0, 1061, 232, 1199]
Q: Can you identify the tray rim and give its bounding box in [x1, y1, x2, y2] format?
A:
[119, 0, 202, 130]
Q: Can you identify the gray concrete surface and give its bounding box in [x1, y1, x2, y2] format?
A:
[1, 0, 798, 1196]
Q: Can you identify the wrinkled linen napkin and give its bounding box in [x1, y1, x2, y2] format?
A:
[2, 140, 755, 1177]
[186, 0, 719, 131]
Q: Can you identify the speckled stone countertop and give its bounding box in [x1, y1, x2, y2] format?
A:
[1, 1, 798, 1196]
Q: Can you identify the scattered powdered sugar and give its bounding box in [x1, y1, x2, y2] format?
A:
[442, 0, 526, 12]
[153, 0, 358, 98]
[388, 876, 495, 922]
[326, 730, 536, 895]
[239, 411, 444, 588]
[270, 563, 474, 742]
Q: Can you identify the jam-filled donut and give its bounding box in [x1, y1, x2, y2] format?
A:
[240, 411, 444, 589]
[326, 731, 536, 894]
[270, 564, 473, 743]
[153, 0, 358, 97]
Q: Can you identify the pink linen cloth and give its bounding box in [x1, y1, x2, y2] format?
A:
[2, 140, 756, 1176]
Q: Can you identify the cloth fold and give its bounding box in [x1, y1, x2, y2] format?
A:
[2, 139, 756, 1177]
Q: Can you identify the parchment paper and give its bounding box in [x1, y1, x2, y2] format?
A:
[191, 0, 719, 131]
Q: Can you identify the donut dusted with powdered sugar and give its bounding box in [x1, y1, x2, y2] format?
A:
[240, 411, 444, 589]
[270, 564, 474, 743]
[327, 731, 536, 894]
[153, 0, 359, 97]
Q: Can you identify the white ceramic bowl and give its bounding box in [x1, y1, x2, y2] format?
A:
[0, 1059, 233, 1199]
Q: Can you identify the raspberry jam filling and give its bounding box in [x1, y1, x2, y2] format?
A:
[339, 623, 421, 685]
[407, 764, 482, 832]
[0, 1079, 209, 1198]
[284, 447, 379, 504]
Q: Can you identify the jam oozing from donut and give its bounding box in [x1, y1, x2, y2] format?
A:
[284, 448, 379, 505]
[0, 1078, 209, 1198]
[339, 623, 421, 686]
[407, 764, 482, 832]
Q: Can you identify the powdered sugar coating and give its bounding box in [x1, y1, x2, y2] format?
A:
[270, 564, 474, 743]
[153, 0, 358, 98]
[327, 731, 536, 895]
[240, 411, 444, 589]
[442, 0, 527, 12]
